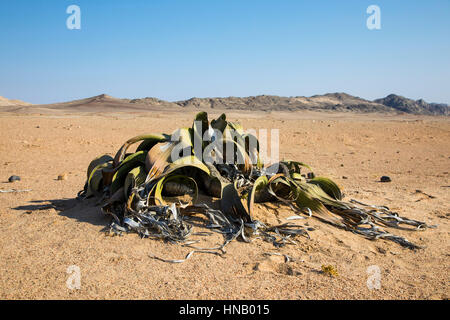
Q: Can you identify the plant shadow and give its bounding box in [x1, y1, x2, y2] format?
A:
[12, 197, 110, 227]
[11, 193, 223, 230]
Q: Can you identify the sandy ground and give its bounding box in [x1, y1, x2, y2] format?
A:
[0, 110, 448, 300]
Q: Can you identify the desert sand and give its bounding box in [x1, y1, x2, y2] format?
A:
[0, 109, 448, 299]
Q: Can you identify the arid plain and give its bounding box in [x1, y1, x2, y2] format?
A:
[0, 108, 448, 299]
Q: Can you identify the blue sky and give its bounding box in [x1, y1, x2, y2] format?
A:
[0, 0, 449, 104]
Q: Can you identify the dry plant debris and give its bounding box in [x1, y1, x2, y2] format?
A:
[321, 265, 339, 277]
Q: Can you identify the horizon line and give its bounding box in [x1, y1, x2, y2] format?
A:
[2, 92, 449, 106]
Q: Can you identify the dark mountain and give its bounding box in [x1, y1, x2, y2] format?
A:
[175, 93, 449, 115]
[374, 94, 449, 115]
[175, 93, 395, 113]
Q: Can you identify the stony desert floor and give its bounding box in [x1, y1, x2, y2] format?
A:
[0, 110, 448, 299]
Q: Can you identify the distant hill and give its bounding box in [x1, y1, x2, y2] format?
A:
[374, 94, 449, 115]
[175, 92, 449, 115]
[175, 92, 394, 113]
[1, 93, 448, 115]
[129, 97, 179, 109]
[0, 96, 32, 107]
[0, 94, 181, 113]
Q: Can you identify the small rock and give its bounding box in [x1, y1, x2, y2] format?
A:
[380, 176, 391, 183]
[8, 175, 21, 182]
[57, 173, 68, 181]
[342, 176, 348, 179]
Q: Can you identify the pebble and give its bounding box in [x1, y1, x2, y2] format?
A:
[8, 175, 21, 182]
[342, 176, 348, 179]
[57, 173, 68, 181]
[380, 176, 391, 182]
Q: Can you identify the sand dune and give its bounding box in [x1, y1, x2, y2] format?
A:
[0, 96, 32, 107]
